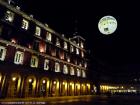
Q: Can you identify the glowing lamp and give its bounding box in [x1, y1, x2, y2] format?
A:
[12, 77, 16, 81]
[43, 80, 46, 84]
[29, 79, 32, 83]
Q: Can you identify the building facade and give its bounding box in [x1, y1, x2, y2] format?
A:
[0, 0, 94, 98]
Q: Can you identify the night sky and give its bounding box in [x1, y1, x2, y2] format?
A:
[15, 0, 140, 74]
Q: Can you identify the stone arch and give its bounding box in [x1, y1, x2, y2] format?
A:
[39, 77, 50, 97]
[75, 82, 81, 96]
[68, 81, 74, 96]
[50, 79, 59, 96]
[24, 75, 36, 97]
[81, 83, 86, 95]
[7, 73, 21, 98]
[60, 80, 68, 96]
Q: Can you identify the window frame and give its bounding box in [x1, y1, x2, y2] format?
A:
[21, 19, 29, 30]
[14, 51, 24, 64]
[55, 62, 60, 72]
[70, 67, 75, 75]
[35, 26, 41, 36]
[63, 64, 68, 74]
[30, 56, 38, 68]
[44, 59, 49, 70]
[5, 10, 14, 22]
[0, 46, 6, 61]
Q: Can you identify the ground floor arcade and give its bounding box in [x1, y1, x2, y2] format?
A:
[0, 72, 94, 98]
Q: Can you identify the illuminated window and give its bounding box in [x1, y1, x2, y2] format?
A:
[70, 67, 75, 75]
[35, 26, 41, 36]
[5, 10, 14, 22]
[14, 51, 24, 64]
[44, 59, 49, 70]
[76, 48, 79, 55]
[77, 69, 81, 77]
[0, 46, 6, 61]
[56, 38, 60, 46]
[82, 70, 86, 78]
[67, 56, 70, 62]
[84, 62, 87, 68]
[59, 51, 64, 59]
[81, 51, 84, 58]
[21, 19, 29, 30]
[46, 32, 52, 42]
[30, 56, 38, 68]
[51, 48, 56, 56]
[63, 65, 68, 74]
[39, 42, 46, 53]
[55, 62, 60, 72]
[79, 63, 82, 67]
[64, 42, 67, 49]
[70, 45, 74, 52]
[81, 42, 84, 48]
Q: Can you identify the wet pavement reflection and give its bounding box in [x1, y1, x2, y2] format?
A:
[1, 96, 140, 105]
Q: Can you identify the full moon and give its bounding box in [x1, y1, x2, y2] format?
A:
[98, 16, 117, 35]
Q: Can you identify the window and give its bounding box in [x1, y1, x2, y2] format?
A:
[51, 48, 56, 56]
[39, 42, 46, 53]
[59, 51, 64, 60]
[33, 40, 39, 51]
[30, 56, 38, 68]
[81, 42, 84, 48]
[84, 62, 87, 68]
[46, 32, 52, 42]
[5, 10, 14, 22]
[82, 70, 86, 78]
[21, 19, 29, 30]
[14, 51, 24, 64]
[76, 48, 79, 55]
[63, 65, 68, 74]
[81, 51, 84, 58]
[70, 45, 74, 52]
[67, 56, 70, 62]
[0, 46, 6, 61]
[77, 69, 81, 77]
[70, 67, 75, 75]
[79, 63, 82, 67]
[35, 26, 41, 36]
[55, 62, 60, 72]
[64, 42, 67, 49]
[56, 38, 60, 46]
[44, 59, 49, 70]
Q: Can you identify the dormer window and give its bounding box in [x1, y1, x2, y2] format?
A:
[21, 19, 29, 30]
[35, 26, 41, 36]
[64, 42, 67, 49]
[46, 32, 52, 42]
[5, 10, 14, 22]
[56, 38, 60, 46]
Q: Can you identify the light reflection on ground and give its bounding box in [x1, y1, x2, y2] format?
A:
[1, 95, 140, 105]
